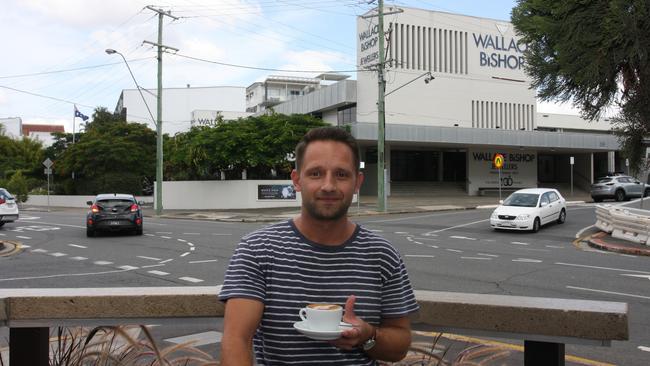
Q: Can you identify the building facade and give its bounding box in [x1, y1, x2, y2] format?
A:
[274, 7, 627, 196]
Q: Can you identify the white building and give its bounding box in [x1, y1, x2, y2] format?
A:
[0, 118, 64, 147]
[114, 86, 251, 135]
[0, 117, 22, 139]
[271, 6, 629, 196]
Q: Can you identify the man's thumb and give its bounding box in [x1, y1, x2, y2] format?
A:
[344, 295, 356, 320]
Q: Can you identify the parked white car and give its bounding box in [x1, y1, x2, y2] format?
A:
[490, 188, 566, 232]
[0, 188, 19, 227]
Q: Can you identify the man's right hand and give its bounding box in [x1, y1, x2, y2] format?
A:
[220, 298, 264, 366]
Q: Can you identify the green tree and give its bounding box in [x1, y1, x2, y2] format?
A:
[0, 134, 45, 189]
[54, 107, 156, 195]
[7, 170, 29, 203]
[512, 0, 650, 173]
[165, 114, 328, 180]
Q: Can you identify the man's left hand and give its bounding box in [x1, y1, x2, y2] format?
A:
[328, 295, 374, 350]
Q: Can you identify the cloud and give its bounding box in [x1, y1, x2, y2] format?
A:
[18, 0, 145, 29]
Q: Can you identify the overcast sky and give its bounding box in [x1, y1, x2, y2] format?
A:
[0, 0, 577, 132]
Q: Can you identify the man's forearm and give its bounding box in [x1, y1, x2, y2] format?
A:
[365, 324, 412, 362]
[220, 338, 254, 366]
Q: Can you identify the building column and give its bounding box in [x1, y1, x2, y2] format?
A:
[607, 151, 616, 174]
[590, 153, 594, 183]
[438, 152, 444, 182]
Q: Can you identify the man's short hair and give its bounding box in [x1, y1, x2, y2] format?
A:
[295, 127, 360, 173]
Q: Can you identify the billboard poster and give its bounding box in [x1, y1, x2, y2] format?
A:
[258, 184, 296, 200]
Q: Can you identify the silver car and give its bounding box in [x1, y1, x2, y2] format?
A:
[591, 175, 650, 202]
[0, 188, 19, 227]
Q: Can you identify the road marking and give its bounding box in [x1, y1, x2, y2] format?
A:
[428, 245, 439, 248]
[145, 233, 155, 237]
[68, 244, 87, 249]
[165, 331, 222, 346]
[461, 257, 491, 260]
[160, 259, 173, 264]
[156, 232, 172, 234]
[23, 221, 84, 228]
[189, 259, 218, 264]
[212, 233, 233, 235]
[31, 248, 47, 253]
[177, 238, 187, 242]
[621, 274, 650, 280]
[405, 255, 435, 258]
[141, 264, 165, 268]
[477, 253, 499, 257]
[70, 256, 87, 261]
[575, 225, 596, 239]
[520, 248, 549, 252]
[119, 265, 139, 270]
[180, 252, 190, 257]
[182, 232, 200, 235]
[0, 267, 138, 282]
[179, 277, 204, 283]
[49, 252, 67, 257]
[512, 258, 542, 263]
[94, 261, 113, 265]
[639, 346, 650, 352]
[0, 233, 5, 236]
[510, 241, 529, 245]
[137, 255, 162, 261]
[484, 239, 496, 242]
[160, 236, 171, 239]
[556, 262, 650, 274]
[413, 237, 438, 241]
[545, 245, 564, 249]
[395, 231, 410, 234]
[148, 270, 169, 276]
[567, 286, 650, 300]
[620, 254, 637, 258]
[17, 216, 40, 220]
[446, 249, 463, 253]
[450, 236, 477, 240]
[16, 236, 31, 239]
[424, 218, 489, 234]
[190, 247, 195, 251]
[20, 244, 30, 248]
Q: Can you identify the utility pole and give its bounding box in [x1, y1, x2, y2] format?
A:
[377, 0, 387, 212]
[143, 6, 178, 216]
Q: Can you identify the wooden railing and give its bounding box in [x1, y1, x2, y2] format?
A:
[1, 287, 628, 366]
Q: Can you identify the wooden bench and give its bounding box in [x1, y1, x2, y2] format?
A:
[1, 288, 629, 366]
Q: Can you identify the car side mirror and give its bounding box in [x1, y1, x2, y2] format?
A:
[86, 201, 93, 205]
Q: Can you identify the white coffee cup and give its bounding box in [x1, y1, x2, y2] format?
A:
[298, 303, 342, 331]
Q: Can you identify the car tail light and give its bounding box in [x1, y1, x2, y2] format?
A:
[91, 204, 100, 213]
[0, 198, 5, 205]
[130, 204, 139, 212]
[136, 218, 142, 225]
[87, 218, 93, 225]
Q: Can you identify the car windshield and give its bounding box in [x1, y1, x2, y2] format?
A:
[0, 189, 14, 200]
[96, 199, 134, 208]
[595, 177, 613, 183]
[502, 193, 539, 207]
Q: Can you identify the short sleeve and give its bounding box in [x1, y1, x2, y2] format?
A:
[381, 256, 419, 317]
[218, 238, 266, 303]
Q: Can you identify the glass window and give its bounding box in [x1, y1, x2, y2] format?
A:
[97, 199, 135, 209]
[503, 193, 539, 207]
[549, 192, 559, 202]
[540, 193, 550, 206]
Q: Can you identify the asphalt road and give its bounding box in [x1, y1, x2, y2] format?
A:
[1, 205, 649, 365]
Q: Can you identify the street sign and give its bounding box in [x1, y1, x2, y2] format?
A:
[493, 153, 505, 169]
[42, 158, 53, 168]
[570, 156, 574, 165]
[44, 168, 52, 175]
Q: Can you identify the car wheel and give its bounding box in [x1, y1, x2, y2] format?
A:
[531, 217, 541, 233]
[615, 189, 626, 202]
[86, 228, 95, 237]
[645, 188, 650, 197]
[557, 209, 566, 224]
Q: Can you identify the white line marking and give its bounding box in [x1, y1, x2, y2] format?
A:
[428, 245, 439, 248]
[510, 241, 529, 245]
[177, 238, 187, 242]
[94, 261, 113, 265]
[484, 239, 496, 242]
[405, 255, 435, 258]
[620, 254, 637, 258]
[49, 252, 67, 257]
[0, 267, 138, 282]
[148, 270, 169, 276]
[31, 249, 47, 253]
[556, 262, 650, 274]
[212, 233, 233, 236]
[424, 219, 489, 234]
[368, 209, 480, 224]
[145, 233, 155, 237]
[446, 249, 463, 253]
[21, 221, 84, 228]
[545, 245, 564, 249]
[182, 233, 200, 235]
[413, 237, 438, 241]
[180, 252, 190, 257]
[160, 236, 171, 239]
[68, 244, 87, 249]
[639, 346, 650, 352]
[461, 257, 491, 260]
[187, 243, 195, 247]
[450, 236, 477, 240]
[179, 277, 204, 283]
[0, 233, 5, 236]
[575, 225, 595, 239]
[164, 331, 221, 346]
[20, 244, 30, 248]
[477, 253, 499, 257]
[156, 232, 172, 234]
[70, 256, 87, 261]
[119, 265, 139, 270]
[159, 259, 173, 264]
[512, 258, 542, 263]
[137, 255, 162, 261]
[141, 264, 165, 268]
[567, 286, 650, 300]
[16, 236, 31, 239]
[621, 274, 650, 280]
[520, 248, 549, 252]
[189, 259, 219, 264]
[189, 247, 195, 251]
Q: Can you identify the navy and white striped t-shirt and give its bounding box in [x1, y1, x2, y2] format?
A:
[219, 219, 419, 365]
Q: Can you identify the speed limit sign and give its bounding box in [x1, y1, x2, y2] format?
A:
[493, 153, 505, 169]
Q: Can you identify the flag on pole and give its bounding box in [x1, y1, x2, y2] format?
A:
[74, 106, 89, 121]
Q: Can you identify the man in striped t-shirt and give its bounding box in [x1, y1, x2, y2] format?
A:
[219, 127, 419, 365]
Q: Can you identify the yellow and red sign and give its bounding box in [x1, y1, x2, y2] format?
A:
[493, 153, 505, 169]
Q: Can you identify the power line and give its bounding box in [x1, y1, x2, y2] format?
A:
[0, 84, 94, 109]
[0, 58, 154, 80]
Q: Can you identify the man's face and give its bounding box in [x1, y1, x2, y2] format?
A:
[291, 140, 363, 221]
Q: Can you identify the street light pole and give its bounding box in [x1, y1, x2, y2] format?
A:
[377, 0, 387, 212]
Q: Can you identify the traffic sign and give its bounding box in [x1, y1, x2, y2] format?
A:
[493, 153, 505, 169]
[44, 168, 52, 175]
[42, 158, 53, 168]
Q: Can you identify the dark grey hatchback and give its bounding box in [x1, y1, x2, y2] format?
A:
[86, 194, 143, 237]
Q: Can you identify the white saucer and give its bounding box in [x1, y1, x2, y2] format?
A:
[293, 321, 353, 340]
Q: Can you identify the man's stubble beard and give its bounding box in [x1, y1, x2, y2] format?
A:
[303, 198, 351, 221]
